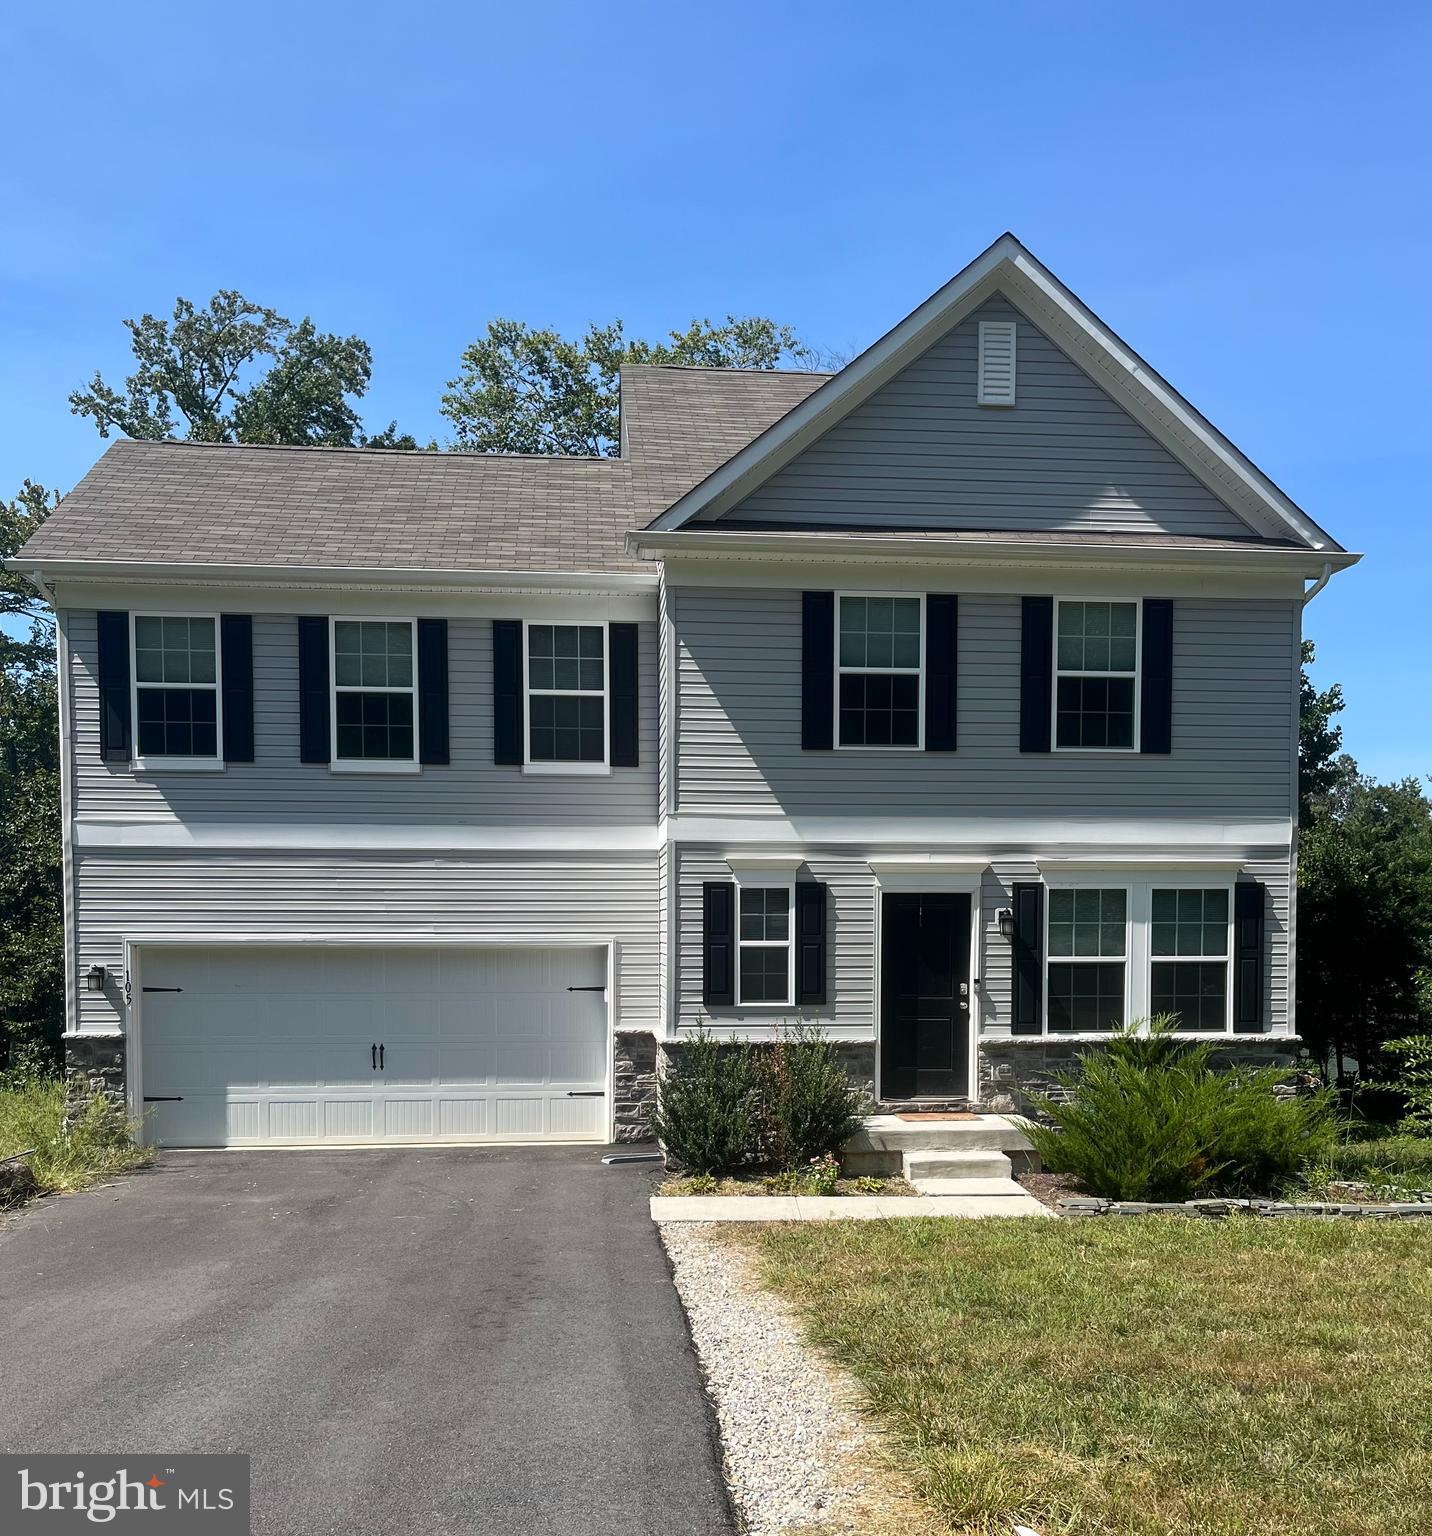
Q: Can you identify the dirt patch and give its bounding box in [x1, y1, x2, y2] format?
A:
[1018, 1170, 1085, 1211]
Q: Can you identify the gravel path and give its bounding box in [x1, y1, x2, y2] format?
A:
[660, 1222, 916, 1536]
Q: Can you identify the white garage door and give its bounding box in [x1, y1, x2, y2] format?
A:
[136, 944, 609, 1147]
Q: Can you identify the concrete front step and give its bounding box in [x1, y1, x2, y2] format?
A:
[846, 1114, 1037, 1176]
[907, 1176, 1031, 1198]
[903, 1148, 1013, 1183]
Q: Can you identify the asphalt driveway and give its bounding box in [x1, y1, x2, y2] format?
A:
[0, 1148, 733, 1535]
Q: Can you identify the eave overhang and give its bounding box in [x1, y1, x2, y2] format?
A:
[626, 528, 1361, 580]
[10, 557, 659, 598]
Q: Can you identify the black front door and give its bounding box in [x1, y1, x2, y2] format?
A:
[880, 893, 971, 1099]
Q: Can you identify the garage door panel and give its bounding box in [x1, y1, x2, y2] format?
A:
[267, 1100, 321, 1140]
[437, 1098, 488, 1137]
[383, 1099, 435, 1138]
[436, 1043, 494, 1082]
[139, 945, 609, 1147]
[438, 998, 493, 1038]
[381, 1046, 438, 1086]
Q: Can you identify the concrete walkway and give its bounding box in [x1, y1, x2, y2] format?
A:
[651, 1192, 1054, 1221]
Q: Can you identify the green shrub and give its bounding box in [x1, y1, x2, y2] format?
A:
[1022, 1019, 1337, 1202]
[650, 1030, 763, 1175]
[1371, 1034, 1432, 1134]
[758, 1025, 867, 1172]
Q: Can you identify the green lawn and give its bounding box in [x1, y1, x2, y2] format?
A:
[733, 1216, 1432, 1536]
[0, 1073, 147, 1205]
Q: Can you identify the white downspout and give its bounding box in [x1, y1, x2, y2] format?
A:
[1301, 561, 1333, 605]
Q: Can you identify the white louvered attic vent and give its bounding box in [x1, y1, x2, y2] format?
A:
[977, 319, 1017, 406]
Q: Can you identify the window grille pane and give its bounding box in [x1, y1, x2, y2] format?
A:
[1047, 962, 1125, 1032]
[1151, 961, 1227, 1030]
[739, 946, 789, 1003]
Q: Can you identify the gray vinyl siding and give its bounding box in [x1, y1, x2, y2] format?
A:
[718, 297, 1256, 539]
[67, 611, 657, 824]
[673, 849, 1290, 1037]
[73, 851, 659, 1035]
[673, 587, 1298, 822]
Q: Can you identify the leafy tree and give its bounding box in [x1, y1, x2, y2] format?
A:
[1, 482, 64, 1066]
[1298, 769, 1432, 1078]
[1299, 640, 1347, 825]
[68, 291, 414, 448]
[441, 315, 820, 456]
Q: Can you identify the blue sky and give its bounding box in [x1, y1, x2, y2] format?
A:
[3, 1, 1428, 780]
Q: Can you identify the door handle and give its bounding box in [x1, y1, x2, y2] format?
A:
[379, 1043, 385, 1071]
[371, 1043, 377, 1071]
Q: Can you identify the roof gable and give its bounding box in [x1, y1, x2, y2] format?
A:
[709, 293, 1258, 540]
[645, 235, 1341, 552]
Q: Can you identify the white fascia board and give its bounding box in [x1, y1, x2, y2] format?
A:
[74, 818, 662, 854]
[867, 855, 992, 875]
[667, 814, 1294, 855]
[22, 557, 658, 597]
[1036, 856, 1247, 874]
[631, 530, 1359, 582]
[723, 851, 807, 873]
[642, 232, 1344, 554]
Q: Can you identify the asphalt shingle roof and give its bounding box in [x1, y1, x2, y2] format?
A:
[17, 366, 832, 575]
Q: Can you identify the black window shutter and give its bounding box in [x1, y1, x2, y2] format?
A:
[801, 591, 834, 750]
[1011, 881, 1044, 1034]
[702, 882, 735, 1007]
[609, 621, 639, 768]
[1019, 597, 1053, 753]
[297, 616, 330, 764]
[96, 610, 131, 764]
[416, 618, 450, 766]
[1234, 880, 1265, 1032]
[1140, 598, 1173, 755]
[220, 614, 254, 763]
[795, 882, 828, 1006]
[925, 593, 958, 751]
[492, 619, 523, 766]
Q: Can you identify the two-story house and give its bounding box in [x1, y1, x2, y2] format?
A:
[15, 235, 1356, 1149]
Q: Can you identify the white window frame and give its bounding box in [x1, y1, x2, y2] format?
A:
[734, 876, 796, 1009]
[130, 611, 224, 772]
[834, 591, 925, 751]
[1043, 877, 1132, 1035]
[1052, 596, 1141, 754]
[329, 616, 420, 774]
[1148, 884, 1235, 1034]
[1039, 873, 1240, 1037]
[522, 618, 611, 776]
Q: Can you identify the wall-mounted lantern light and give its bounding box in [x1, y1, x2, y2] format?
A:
[996, 908, 1015, 943]
[85, 964, 106, 993]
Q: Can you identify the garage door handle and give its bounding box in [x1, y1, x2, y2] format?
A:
[566, 1090, 604, 1097]
[379, 1043, 384, 1070]
[371, 1043, 377, 1071]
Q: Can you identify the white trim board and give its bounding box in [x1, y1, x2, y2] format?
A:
[642, 234, 1344, 553]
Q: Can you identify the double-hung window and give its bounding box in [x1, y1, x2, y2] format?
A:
[1055, 600, 1139, 749]
[737, 884, 794, 1005]
[526, 622, 607, 769]
[836, 594, 923, 748]
[132, 614, 221, 765]
[1150, 888, 1231, 1031]
[1046, 887, 1128, 1032]
[332, 619, 417, 766]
